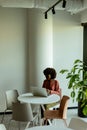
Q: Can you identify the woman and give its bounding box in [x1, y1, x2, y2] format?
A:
[42, 67, 61, 98]
[41, 67, 62, 121]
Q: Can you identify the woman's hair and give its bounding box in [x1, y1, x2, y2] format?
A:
[43, 67, 57, 79]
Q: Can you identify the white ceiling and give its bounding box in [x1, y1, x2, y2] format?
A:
[0, 0, 87, 14]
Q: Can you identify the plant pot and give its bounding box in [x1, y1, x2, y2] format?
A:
[78, 102, 87, 118]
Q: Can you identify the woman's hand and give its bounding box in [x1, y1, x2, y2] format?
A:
[59, 88, 62, 99]
[46, 89, 51, 95]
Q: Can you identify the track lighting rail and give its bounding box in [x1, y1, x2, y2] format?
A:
[44, 0, 66, 19]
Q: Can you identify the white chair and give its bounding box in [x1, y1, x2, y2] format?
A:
[0, 124, 6, 130]
[1, 89, 19, 123]
[68, 117, 87, 130]
[8, 102, 39, 130]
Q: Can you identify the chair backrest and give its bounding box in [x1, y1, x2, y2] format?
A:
[0, 124, 6, 130]
[59, 95, 70, 119]
[5, 89, 19, 109]
[68, 117, 87, 130]
[12, 102, 34, 122]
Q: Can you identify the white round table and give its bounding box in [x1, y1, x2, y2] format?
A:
[18, 93, 60, 125]
[25, 125, 73, 130]
[18, 93, 60, 105]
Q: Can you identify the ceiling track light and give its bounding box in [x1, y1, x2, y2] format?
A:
[44, 0, 63, 19]
[52, 7, 56, 14]
[45, 12, 47, 19]
[62, 0, 66, 8]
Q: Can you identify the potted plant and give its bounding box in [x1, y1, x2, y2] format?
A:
[60, 59, 87, 117]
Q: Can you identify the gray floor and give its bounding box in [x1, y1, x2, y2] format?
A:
[0, 113, 34, 130]
[0, 108, 87, 130]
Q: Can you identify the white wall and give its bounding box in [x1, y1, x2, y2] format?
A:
[53, 11, 83, 107]
[0, 8, 28, 112]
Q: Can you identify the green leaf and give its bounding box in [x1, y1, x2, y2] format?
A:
[84, 71, 87, 79]
[59, 69, 68, 74]
[83, 80, 87, 86]
[83, 105, 87, 116]
[68, 82, 72, 89]
[66, 74, 72, 79]
[71, 91, 75, 98]
[78, 91, 85, 101]
[74, 65, 78, 68]
[85, 89, 87, 97]
[74, 59, 82, 64]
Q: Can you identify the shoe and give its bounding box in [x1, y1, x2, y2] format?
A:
[43, 120, 49, 125]
[47, 120, 50, 125]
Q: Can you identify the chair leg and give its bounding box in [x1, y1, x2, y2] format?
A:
[18, 122, 21, 130]
[7, 119, 12, 130]
[63, 119, 68, 127]
[37, 113, 40, 125]
[25, 122, 30, 129]
[1, 109, 7, 123]
[48, 119, 52, 125]
[43, 118, 52, 125]
[43, 119, 48, 125]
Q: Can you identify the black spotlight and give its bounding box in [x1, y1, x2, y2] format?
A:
[45, 12, 47, 19]
[52, 7, 55, 14]
[62, 0, 66, 8]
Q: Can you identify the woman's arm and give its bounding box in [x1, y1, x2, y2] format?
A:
[50, 80, 62, 99]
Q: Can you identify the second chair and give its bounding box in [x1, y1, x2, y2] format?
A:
[44, 95, 70, 126]
[8, 102, 39, 130]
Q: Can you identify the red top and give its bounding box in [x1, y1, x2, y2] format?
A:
[42, 79, 61, 95]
